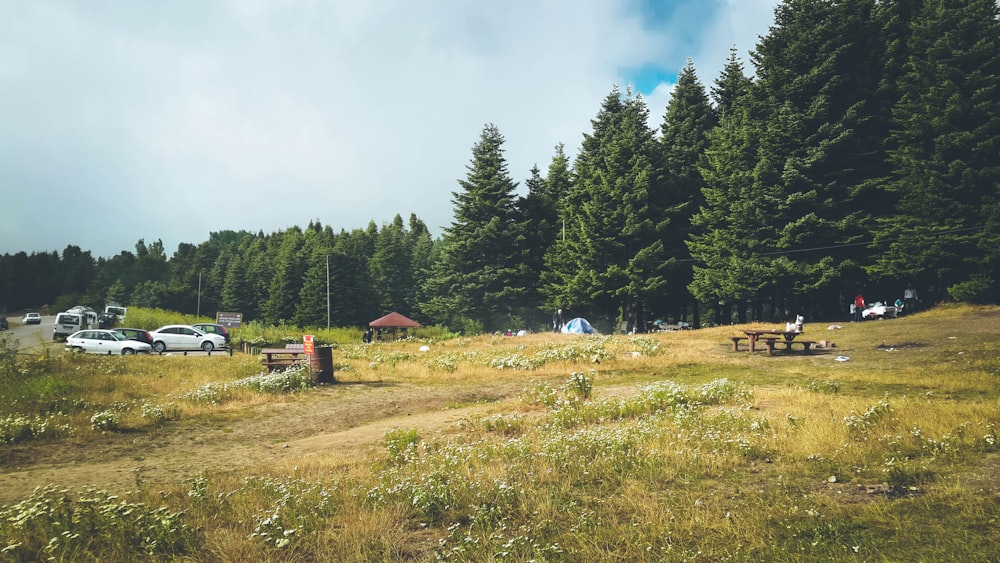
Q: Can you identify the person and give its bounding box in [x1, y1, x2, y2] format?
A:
[552, 308, 564, 333]
[904, 284, 918, 313]
[853, 294, 865, 322]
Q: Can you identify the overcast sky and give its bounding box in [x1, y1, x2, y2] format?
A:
[0, 0, 777, 259]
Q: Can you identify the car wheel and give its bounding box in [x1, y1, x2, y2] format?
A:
[201, 341, 214, 352]
[122, 348, 135, 355]
[153, 341, 166, 353]
[72, 346, 85, 353]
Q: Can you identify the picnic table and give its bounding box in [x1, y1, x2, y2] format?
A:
[732, 329, 817, 355]
[259, 346, 309, 372]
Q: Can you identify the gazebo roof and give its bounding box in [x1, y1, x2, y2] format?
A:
[369, 311, 423, 328]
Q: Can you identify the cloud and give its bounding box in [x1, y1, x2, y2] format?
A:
[0, 1, 776, 259]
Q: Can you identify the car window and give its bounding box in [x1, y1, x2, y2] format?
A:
[182, 328, 197, 336]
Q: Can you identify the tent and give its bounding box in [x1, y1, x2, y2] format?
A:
[368, 311, 423, 340]
[561, 317, 597, 334]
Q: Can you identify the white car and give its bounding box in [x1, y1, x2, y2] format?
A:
[23, 312, 42, 325]
[150, 325, 227, 352]
[66, 329, 153, 355]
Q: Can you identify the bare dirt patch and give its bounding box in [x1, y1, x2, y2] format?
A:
[0, 379, 525, 505]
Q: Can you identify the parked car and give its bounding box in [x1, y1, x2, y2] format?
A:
[53, 308, 99, 340]
[22, 312, 41, 325]
[0, 317, 8, 330]
[191, 323, 230, 344]
[149, 325, 226, 352]
[65, 329, 152, 355]
[115, 327, 154, 346]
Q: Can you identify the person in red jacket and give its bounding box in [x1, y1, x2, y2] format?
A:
[853, 294, 866, 322]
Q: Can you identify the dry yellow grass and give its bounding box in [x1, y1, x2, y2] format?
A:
[3, 304, 999, 561]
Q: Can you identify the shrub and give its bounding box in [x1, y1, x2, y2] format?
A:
[90, 410, 123, 431]
[0, 414, 72, 444]
[0, 485, 199, 559]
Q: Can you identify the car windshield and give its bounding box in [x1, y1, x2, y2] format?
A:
[109, 332, 126, 341]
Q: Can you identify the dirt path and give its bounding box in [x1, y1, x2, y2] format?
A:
[0, 379, 525, 505]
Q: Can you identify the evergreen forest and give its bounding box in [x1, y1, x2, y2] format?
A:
[2, 0, 998, 333]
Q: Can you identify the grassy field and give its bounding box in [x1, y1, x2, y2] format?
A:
[1, 304, 998, 561]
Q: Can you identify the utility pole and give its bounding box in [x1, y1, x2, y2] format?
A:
[326, 255, 330, 329]
[197, 271, 202, 316]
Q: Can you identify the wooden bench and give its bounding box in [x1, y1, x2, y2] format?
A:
[731, 336, 748, 351]
[260, 347, 309, 372]
[764, 339, 817, 355]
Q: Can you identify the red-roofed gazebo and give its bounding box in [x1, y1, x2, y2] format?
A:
[368, 311, 422, 340]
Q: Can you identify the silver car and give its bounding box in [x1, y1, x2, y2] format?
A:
[149, 325, 227, 352]
[66, 329, 153, 355]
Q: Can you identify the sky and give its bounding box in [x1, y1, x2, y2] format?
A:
[0, 0, 778, 260]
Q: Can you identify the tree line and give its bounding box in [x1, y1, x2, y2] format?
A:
[2, 0, 997, 333]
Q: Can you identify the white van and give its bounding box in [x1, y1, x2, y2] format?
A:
[104, 304, 127, 320]
[53, 307, 99, 340]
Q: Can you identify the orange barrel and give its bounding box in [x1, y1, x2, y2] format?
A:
[310, 346, 335, 383]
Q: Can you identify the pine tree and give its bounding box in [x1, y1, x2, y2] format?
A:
[655, 59, 716, 324]
[689, 95, 783, 323]
[515, 161, 560, 326]
[712, 47, 753, 121]
[370, 215, 414, 315]
[549, 88, 666, 330]
[293, 229, 333, 327]
[421, 124, 525, 331]
[262, 228, 306, 324]
[406, 214, 436, 322]
[872, 0, 1000, 302]
[744, 0, 891, 318]
[331, 228, 379, 326]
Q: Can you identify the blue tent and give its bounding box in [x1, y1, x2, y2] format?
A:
[561, 317, 596, 334]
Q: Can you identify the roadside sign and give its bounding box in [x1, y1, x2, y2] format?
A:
[216, 312, 243, 328]
[303, 334, 315, 355]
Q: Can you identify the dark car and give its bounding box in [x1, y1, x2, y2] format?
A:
[114, 328, 154, 346]
[0, 317, 7, 330]
[192, 323, 230, 344]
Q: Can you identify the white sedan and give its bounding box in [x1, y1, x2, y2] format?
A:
[150, 325, 227, 352]
[66, 329, 153, 355]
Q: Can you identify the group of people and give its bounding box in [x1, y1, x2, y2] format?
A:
[852, 284, 919, 322]
[361, 327, 381, 343]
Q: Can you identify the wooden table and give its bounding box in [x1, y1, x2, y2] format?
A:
[737, 330, 808, 354]
[260, 347, 309, 372]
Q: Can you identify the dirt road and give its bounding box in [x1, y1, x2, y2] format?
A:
[0, 377, 524, 505]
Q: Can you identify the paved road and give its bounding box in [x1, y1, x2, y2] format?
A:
[1, 314, 54, 351]
[1, 315, 233, 357]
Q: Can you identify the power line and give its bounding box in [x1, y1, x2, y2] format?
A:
[682, 223, 991, 261]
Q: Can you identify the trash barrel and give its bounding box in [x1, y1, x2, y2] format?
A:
[310, 346, 335, 383]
